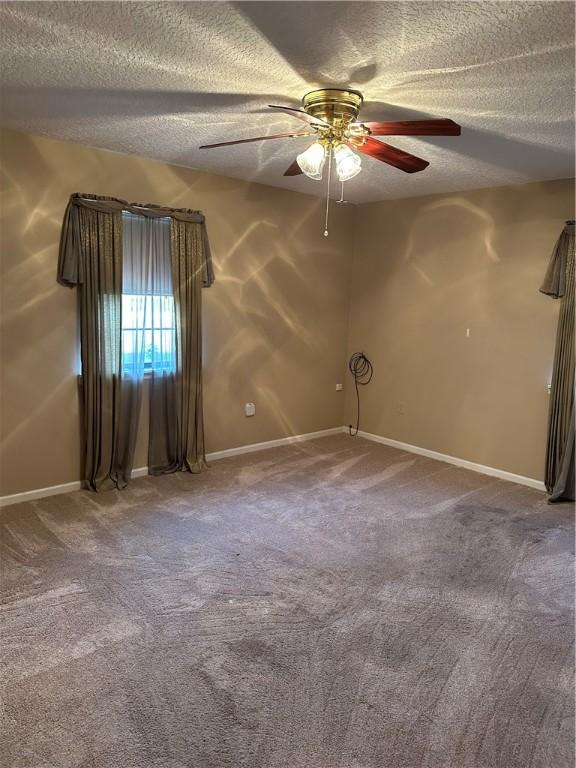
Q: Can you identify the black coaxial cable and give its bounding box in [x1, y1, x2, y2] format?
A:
[348, 352, 373, 436]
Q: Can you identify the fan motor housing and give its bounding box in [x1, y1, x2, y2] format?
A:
[302, 88, 363, 123]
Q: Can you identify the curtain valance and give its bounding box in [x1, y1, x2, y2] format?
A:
[58, 193, 214, 288]
[540, 220, 575, 298]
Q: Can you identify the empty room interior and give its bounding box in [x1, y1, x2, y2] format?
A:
[0, 2, 575, 767]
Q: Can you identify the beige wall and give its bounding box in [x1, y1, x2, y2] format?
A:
[345, 178, 574, 481]
[0, 129, 353, 496]
[0, 128, 572, 496]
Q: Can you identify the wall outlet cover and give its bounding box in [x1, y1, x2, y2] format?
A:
[245, 402, 256, 417]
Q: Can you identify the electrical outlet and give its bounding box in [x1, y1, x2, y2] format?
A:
[335, 383, 343, 391]
[245, 402, 256, 417]
[398, 401, 406, 416]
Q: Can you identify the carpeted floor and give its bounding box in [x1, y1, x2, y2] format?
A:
[1, 434, 574, 768]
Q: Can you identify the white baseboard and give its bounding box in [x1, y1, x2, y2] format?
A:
[0, 480, 83, 508]
[205, 427, 343, 461]
[351, 428, 546, 492]
[0, 426, 545, 507]
[0, 428, 343, 508]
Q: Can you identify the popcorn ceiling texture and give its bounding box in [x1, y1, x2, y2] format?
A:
[0, 1, 574, 203]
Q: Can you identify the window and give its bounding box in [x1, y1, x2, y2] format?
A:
[121, 294, 176, 374]
[121, 213, 176, 376]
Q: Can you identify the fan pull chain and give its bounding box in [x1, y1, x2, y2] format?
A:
[324, 146, 332, 237]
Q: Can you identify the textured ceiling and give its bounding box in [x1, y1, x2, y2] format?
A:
[0, 1, 574, 203]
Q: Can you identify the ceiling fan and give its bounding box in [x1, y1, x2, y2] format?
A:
[199, 88, 461, 182]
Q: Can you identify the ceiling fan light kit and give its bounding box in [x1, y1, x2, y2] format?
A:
[199, 87, 461, 235]
[287, 88, 368, 183]
[295, 141, 361, 182]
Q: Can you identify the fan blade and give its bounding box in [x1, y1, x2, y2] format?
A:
[360, 119, 461, 136]
[199, 131, 313, 149]
[268, 104, 329, 126]
[283, 159, 303, 176]
[351, 136, 429, 173]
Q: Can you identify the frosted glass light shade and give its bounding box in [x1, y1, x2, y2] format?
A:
[334, 144, 362, 181]
[297, 142, 326, 180]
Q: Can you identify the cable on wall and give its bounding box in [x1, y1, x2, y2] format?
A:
[348, 352, 373, 436]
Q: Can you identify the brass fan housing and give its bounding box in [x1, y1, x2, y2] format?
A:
[302, 88, 363, 124]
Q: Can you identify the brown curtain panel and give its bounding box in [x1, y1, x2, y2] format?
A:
[540, 221, 575, 502]
[58, 193, 214, 491]
[58, 200, 124, 491]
